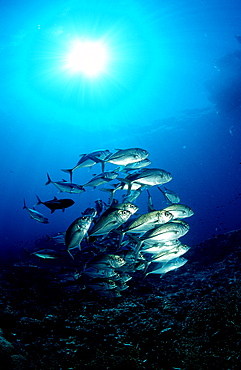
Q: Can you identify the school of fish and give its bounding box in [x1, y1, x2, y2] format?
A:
[23, 148, 194, 297]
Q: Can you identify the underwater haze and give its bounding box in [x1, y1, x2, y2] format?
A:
[1, 0, 241, 257]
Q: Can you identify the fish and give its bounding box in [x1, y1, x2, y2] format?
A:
[83, 266, 118, 279]
[158, 186, 181, 204]
[141, 220, 190, 245]
[35, 195, 75, 213]
[45, 173, 85, 194]
[122, 189, 142, 203]
[46, 232, 66, 244]
[145, 257, 188, 277]
[65, 215, 93, 258]
[119, 168, 172, 194]
[162, 204, 194, 219]
[82, 207, 97, 218]
[85, 254, 126, 269]
[61, 149, 111, 181]
[89, 203, 138, 236]
[24, 248, 61, 259]
[23, 199, 49, 224]
[147, 189, 156, 212]
[118, 158, 152, 172]
[83, 170, 119, 188]
[94, 199, 107, 216]
[23, 146, 193, 296]
[123, 210, 173, 234]
[145, 244, 190, 263]
[86, 280, 117, 291]
[104, 148, 149, 166]
[141, 239, 182, 254]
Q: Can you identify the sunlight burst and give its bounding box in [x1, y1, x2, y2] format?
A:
[66, 40, 108, 77]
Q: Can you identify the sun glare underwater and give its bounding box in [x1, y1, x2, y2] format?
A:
[24, 1, 164, 126]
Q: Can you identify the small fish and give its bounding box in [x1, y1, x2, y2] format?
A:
[65, 215, 93, 258]
[147, 244, 190, 263]
[120, 168, 172, 194]
[46, 232, 66, 244]
[89, 203, 138, 236]
[83, 266, 118, 278]
[95, 199, 106, 216]
[147, 189, 156, 212]
[119, 158, 152, 172]
[158, 186, 181, 204]
[162, 204, 194, 219]
[24, 248, 61, 259]
[86, 254, 126, 269]
[145, 257, 188, 277]
[45, 173, 85, 194]
[82, 207, 97, 218]
[36, 195, 75, 213]
[86, 280, 117, 291]
[83, 170, 119, 188]
[140, 220, 190, 245]
[141, 239, 182, 254]
[120, 210, 173, 246]
[104, 148, 149, 166]
[61, 150, 111, 181]
[23, 199, 49, 224]
[122, 189, 142, 203]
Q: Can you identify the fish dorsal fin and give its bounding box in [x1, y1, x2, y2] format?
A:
[53, 196, 58, 200]
[62, 179, 68, 182]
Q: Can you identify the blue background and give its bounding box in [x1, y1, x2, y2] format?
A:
[1, 0, 241, 257]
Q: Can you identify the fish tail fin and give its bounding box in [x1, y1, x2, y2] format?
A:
[114, 229, 125, 249]
[117, 178, 132, 195]
[157, 186, 164, 194]
[67, 250, 75, 260]
[99, 187, 116, 205]
[23, 198, 27, 209]
[61, 169, 73, 183]
[45, 173, 52, 185]
[35, 195, 42, 206]
[45, 235, 51, 243]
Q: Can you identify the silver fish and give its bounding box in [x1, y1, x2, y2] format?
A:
[147, 244, 190, 263]
[162, 204, 194, 219]
[23, 199, 49, 224]
[119, 158, 151, 172]
[25, 248, 61, 259]
[83, 266, 118, 278]
[61, 149, 111, 181]
[141, 220, 190, 245]
[120, 168, 172, 193]
[83, 170, 119, 188]
[141, 239, 182, 254]
[105, 148, 149, 166]
[158, 186, 181, 204]
[45, 173, 85, 194]
[145, 257, 188, 277]
[86, 254, 126, 269]
[89, 203, 138, 236]
[65, 215, 92, 257]
[147, 189, 155, 212]
[122, 189, 142, 203]
[86, 280, 117, 291]
[46, 232, 66, 244]
[124, 210, 173, 234]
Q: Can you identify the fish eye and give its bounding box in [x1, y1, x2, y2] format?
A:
[165, 211, 170, 217]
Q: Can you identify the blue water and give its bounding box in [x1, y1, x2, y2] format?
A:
[1, 0, 241, 257]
